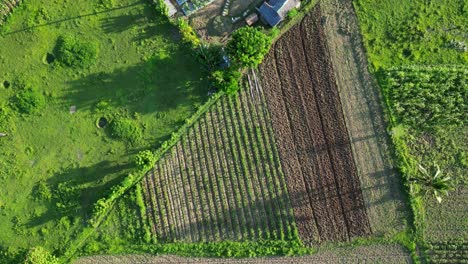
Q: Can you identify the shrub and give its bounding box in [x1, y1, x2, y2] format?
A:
[288, 8, 299, 18]
[34, 181, 52, 201]
[227, 27, 271, 68]
[176, 18, 201, 48]
[14, 88, 46, 114]
[153, 0, 169, 17]
[23, 247, 58, 264]
[210, 69, 241, 95]
[135, 150, 156, 170]
[110, 118, 142, 144]
[55, 35, 98, 68]
[194, 44, 223, 72]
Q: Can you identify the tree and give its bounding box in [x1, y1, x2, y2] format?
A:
[227, 27, 271, 68]
[135, 150, 156, 170]
[23, 247, 58, 264]
[409, 163, 455, 203]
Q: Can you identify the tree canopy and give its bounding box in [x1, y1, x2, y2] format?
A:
[227, 27, 271, 68]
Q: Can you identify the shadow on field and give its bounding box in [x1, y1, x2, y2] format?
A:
[28, 160, 133, 228]
[62, 49, 206, 115]
[2, 2, 143, 36]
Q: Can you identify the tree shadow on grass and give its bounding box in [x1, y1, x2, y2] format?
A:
[62, 48, 207, 116]
[27, 160, 133, 228]
[100, 13, 147, 34]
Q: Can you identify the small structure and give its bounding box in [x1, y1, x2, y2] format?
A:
[0, 133, 7, 137]
[257, 0, 296, 27]
[164, 0, 178, 17]
[245, 13, 259, 26]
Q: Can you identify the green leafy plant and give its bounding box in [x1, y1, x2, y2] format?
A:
[210, 69, 241, 95]
[55, 35, 98, 68]
[23, 247, 58, 264]
[194, 44, 223, 72]
[153, 0, 169, 17]
[176, 18, 201, 48]
[227, 27, 271, 68]
[288, 8, 299, 18]
[33, 181, 52, 201]
[13, 88, 46, 114]
[409, 163, 455, 203]
[135, 150, 156, 170]
[110, 117, 142, 145]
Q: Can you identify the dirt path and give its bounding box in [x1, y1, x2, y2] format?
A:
[320, 0, 408, 236]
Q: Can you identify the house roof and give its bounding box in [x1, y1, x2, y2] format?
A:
[269, 0, 288, 11]
[257, 3, 282, 27]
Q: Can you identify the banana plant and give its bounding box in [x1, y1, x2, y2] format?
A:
[409, 163, 454, 203]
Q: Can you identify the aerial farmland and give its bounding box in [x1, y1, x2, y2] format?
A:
[0, 0, 466, 263]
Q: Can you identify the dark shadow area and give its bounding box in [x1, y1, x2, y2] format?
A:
[100, 13, 146, 34]
[62, 49, 207, 115]
[28, 160, 133, 228]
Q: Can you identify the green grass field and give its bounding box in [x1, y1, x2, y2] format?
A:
[0, 0, 207, 258]
[354, 0, 467, 68]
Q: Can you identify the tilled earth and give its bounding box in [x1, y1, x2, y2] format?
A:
[259, 6, 371, 244]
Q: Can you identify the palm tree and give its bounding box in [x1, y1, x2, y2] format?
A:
[409, 163, 454, 203]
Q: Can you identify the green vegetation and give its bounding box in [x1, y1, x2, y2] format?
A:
[354, 0, 468, 68]
[23, 247, 58, 264]
[355, 0, 467, 262]
[287, 8, 299, 19]
[210, 69, 242, 95]
[380, 66, 466, 129]
[55, 36, 99, 68]
[0, 0, 207, 260]
[134, 150, 156, 170]
[409, 164, 454, 203]
[13, 87, 46, 114]
[110, 117, 142, 145]
[227, 27, 272, 68]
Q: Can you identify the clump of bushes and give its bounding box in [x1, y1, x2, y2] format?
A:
[14, 88, 46, 114]
[177, 18, 201, 48]
[33, 181, 52, 201]
[55, 35, 99, 68]
[210, 69, 242, 95]
[153, 0, 169, 17]
[110, 117, 142, 145]
[23, 247, 58, 264]
[135, 150, 156, 170]
[288, 8, 299, 19]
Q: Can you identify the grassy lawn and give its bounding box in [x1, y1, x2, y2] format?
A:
[354, 0, 467, 68]
[0, 0, 207, 257]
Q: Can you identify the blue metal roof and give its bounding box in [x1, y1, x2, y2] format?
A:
[175, 0, 187, 6]
[257, 3, 282, 27]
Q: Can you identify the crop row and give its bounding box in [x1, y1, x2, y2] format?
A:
[140, 88, 296, 242]
[0, 0, 21, 24]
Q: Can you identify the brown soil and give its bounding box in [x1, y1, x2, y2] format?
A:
[259, 6, 371, 244]
[320, 0, 409, 236]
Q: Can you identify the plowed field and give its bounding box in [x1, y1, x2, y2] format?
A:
[140, 88, 296, 242]
[258, 7, 371, 244]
